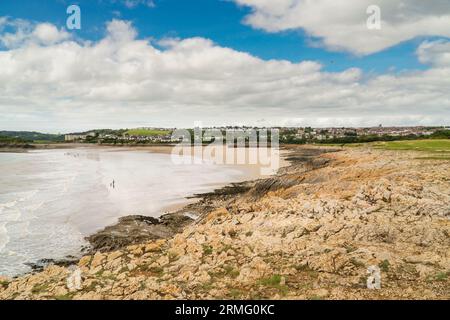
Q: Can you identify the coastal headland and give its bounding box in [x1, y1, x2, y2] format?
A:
[0, 145, 449, 300]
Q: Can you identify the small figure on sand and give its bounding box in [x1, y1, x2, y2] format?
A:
[110, 180, 115, 189]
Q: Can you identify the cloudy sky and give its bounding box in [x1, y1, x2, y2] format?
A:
[0, 0, 449, 133]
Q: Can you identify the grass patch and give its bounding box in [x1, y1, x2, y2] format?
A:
[209, 265, 240, 280]
[95, 270, 104, 277]
[223, 265, 240, 279]
[379, 260, 390, 273]
[259, 274, 282, 286]
[199, 282, 214, 291]
[415, 156, 450, 161]
[359, 275, 368, 287]
[433, 271, 449, 282]
[31, 283, 50, 294]
[0, 280, 9, 289]
[258, 274, 288, 296]
[202, 244, 213, 256]
[326, 139, 450, 158]
[373, 139, 450, 153]
[427, 271, 450, 282]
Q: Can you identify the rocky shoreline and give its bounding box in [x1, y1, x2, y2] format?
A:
[84, 146, 335, 253]
[1, 145, 449, 300]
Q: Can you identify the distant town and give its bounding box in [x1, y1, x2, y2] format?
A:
[1, 125, 449, 147]
[62, 125, 450, 145]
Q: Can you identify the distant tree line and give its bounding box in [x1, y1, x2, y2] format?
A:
[0, 131, 64, 142]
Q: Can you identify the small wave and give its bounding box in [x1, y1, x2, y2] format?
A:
[0, 222, 10, 251]
[0, 190, 39, 213]
[0, 200, 18, 211]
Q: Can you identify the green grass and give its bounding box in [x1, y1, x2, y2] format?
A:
[0, 280, 9, 289]
[202, 244, 213, 256]
[258, 274, 288, 296]
[126, 129, 172, 136]
[426, 271, 449, 282]
[322, 139, 450, 155]
[434, 271, 449, 282]
[379, 260, 390, 273]
[372, 140, 450, 152]
[223, 265, 240, 278]
[259, 274, 282, 286]
[31, 283, 50, 294]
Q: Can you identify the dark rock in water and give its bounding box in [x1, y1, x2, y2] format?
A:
[24, 256, 79, 273]
[0, 143, 35, 149]
[119, 215, 160, 225]
[159, 213, 193, 227]
[189, 182, 252, 199]
[86, 213, 193, 253]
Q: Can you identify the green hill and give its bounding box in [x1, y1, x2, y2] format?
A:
[0, 131, 64, 142]
[126, 129, 172, 136]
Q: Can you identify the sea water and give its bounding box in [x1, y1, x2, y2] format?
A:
[0, 147, 256, 277]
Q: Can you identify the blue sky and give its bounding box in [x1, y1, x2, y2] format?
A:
[0, 0, 428, 73]
[0, 0, 449, 131]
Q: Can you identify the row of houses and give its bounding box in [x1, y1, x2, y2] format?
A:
[121, 134, 179, 143]
[64, 132, 96, 141]
[285, 126, 444, 141]
[64, 132, 180, 143]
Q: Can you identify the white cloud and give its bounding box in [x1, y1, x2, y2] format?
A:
[32, 23, 70, 45]
[106, 19, 137, 42]
[0, 18, 449, 132]
[119, 0, 155, 9]
[233, 0, 450, 55]
[0, 18, 70, 49]
[417, 40, 450, 67]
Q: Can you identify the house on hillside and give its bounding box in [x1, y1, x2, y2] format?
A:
[64, 132, 95, 142]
